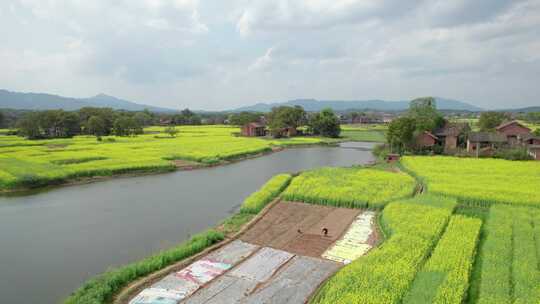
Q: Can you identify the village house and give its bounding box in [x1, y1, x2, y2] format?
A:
[272, 127, 298, 138]
[466, 132, 507, 156]
[495, 120, 531, 146]
[416, 131, 438, 148]
[521, 134, 540, 146]
[240, 122, 266, 137]
[528, 145, 540, 160]
[434, 122, 470, 152]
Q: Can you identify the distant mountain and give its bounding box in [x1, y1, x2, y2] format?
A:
[232, 97, 484, 112]
[0, 89, 175, 112]
[500, 106, 540, 113]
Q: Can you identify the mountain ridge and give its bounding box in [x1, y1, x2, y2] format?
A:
[0, 89, 175, 112]
[231, 97, 484, 112]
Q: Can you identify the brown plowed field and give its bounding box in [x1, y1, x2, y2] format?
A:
[240, 201, 362, 258]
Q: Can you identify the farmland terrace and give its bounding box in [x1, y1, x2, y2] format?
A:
[123, 202, 379, 304]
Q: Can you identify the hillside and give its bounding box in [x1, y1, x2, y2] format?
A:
[232, 97, 483, 112]
[0, 89, 174, 112]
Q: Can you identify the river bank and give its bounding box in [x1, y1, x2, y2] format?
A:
[0, 144, 375, 304]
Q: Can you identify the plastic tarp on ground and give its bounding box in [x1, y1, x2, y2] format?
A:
[243, 255, 340, 303]
[130, 241, 258, 304]
[322, 211, 376, 264]
[129, 288, 184, 304]
[184, 252, 339, 304]
[229, 247, 294, 282]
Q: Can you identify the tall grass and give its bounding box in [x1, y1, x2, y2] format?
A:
[63, 230, 224, 304]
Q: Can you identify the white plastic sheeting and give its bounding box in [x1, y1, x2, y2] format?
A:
[229, 247, 294, 282]
[322, 211, 376, 264]
[130, 241, 258, 304]
[129, 288, 184, 304]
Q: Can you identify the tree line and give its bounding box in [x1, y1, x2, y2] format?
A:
[228, 106, 341, 138]
[1, 107, 226, 140]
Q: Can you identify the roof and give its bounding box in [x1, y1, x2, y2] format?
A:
[245, 122, 265, 128]
[522, 134, 540, 141]
[434, 122, 470, 136]
[496, 120, 531, 131]
[528, 145, 540, 149]
[468, 132, 507, 143]
[422, 131, 438, 140]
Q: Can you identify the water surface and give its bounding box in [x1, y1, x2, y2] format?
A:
[0, 144, 373, 303]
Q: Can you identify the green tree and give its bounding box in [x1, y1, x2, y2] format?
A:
[266, 106, 306, 136]
[16, 112, 42, 139]
[408, 97, 444, 132]
[308, 108, 341, 137]
[228, 112, 261, 126]
[114, 116, 141, 136]
[534, 128, 540, 136]
[0, 111, 4, 128]
[87, 116, 107, 138]
[386, 117, 416, 153]
[525, 112, 540, 123]
[478, 111, 508, 131]
[134, 112, 152, 127]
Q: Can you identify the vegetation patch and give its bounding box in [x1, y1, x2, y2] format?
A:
[403, 215, 481, 304]
[311, 195, 456, 303]
[401, 156, 540, 207]
[282, 167, 416, 209]
[51, 157, 108, 165]
[239, 174, 292, 214]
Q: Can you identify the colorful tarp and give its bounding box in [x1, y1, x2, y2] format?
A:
[130, 241, 258, 304]
[322, 211, 376, 264]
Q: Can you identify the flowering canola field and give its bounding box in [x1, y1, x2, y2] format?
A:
[0, 126, 328, 191]
[401, 156, 540, 207]
[282, 167, 416, 209]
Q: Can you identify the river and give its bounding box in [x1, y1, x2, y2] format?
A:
[0, 143, 375, 303]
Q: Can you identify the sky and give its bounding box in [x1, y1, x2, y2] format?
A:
[1, 0, 539, 110]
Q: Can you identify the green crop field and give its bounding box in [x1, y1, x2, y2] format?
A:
[0, 126, 339, 191]
[340, 124, 387, 142]
[282, 167, 416, 209]
[401, 156, 540, 207]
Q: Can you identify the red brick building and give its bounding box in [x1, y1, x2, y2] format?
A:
[434, 122, 470, 152]
[416, 131, 438, 148]
[495, 121, 531, 146]
[241, 122, 266, 137]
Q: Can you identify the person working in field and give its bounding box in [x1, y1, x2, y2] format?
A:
[322, 227, 328, 237]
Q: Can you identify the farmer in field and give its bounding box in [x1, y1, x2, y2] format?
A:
[322, 227, 328, 237]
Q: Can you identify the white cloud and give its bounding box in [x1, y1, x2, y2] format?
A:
[0, 0, 539, 109]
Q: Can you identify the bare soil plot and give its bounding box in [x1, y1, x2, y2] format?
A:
[240, 201, 361, 257]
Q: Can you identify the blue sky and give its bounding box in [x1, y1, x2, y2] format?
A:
[1, 0, 539, 110]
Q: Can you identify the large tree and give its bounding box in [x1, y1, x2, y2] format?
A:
[478, 111, 508, 131]
[408, 97, 444, 132]
[0, 111, 4, 128]
[386, 117, 417, 153]
[87, 116, 107, 138]
[16, 112, 42, 139]
[228, 112, 262, 126]
[308, 108, 341, 138]
[266, 106, 306, 134]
